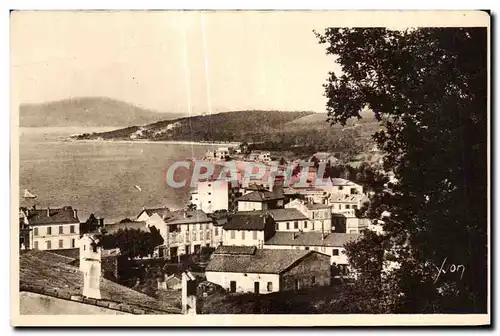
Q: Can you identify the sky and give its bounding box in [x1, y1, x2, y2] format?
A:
[11, 11, 343, 114]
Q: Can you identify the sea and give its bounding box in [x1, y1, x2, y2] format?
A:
[18, 127, 224, 223]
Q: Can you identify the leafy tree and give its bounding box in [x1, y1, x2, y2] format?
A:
[101, 228, 162, 260]
[80, 213, 100, 235]
[317, 27, 487, 313]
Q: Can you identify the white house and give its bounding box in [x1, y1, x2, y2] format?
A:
[284, 186, 328, 204]
[222, 212, 276, 247]
[236, 189, 284, 211]
[311, 152, 339, 165]
[205, 245, 331, 294]
[137, 208, 216, 259]
[248, 150, 271, 162]
[190, 180, 240, 213]
[329, 178, 364, 196]
[267, 208, 309, 232]
[20, 206, 81, 251]
[284, 199, 333, 232]
[264, 231, 360, 266]
[328, 193, 369, 214]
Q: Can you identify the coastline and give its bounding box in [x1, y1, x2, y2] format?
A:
[69, 138, 241, 146]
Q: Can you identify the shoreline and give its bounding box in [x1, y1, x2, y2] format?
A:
[68, 138, 241, 146]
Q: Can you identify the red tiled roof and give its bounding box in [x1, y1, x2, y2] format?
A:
[265, 232, 360, 248]
[236, 190, 284, 202]
[206, 248, 318, 274]
[22, 206, 79, 226]
[267, 208, 308, 222]
[19, 250, 180, 314]
[223, 211, 271, 231]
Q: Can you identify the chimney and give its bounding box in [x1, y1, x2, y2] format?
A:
[73, 208, 78, 220]
[183, 211, 187, 219]
[99, 218, 104, 227]
[182, 271, 197, 315]
[46, 207, 50, 217]
[80, 234, 102, 300]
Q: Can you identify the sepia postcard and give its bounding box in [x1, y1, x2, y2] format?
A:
[10, 10, 490, 326]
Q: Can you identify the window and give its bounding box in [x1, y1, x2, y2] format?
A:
[353, 205, 358, 210]
[208, 184, 212, 187]
[332, 249, 339, 256]
[311, 276, 316, 285]
[267, 282, 273, 292]
[34, 241, 38, 250]
[345, 204, 350, 209]
[70, 225, 75, 233]
[253, 231, 257, 240]
[305, 246, 309, 251]
[294, 221, 298, 229]
[241, 231, 245, 240]
[286, 222, 290, 230]
[214, 228, 219, 236]
[71, 239, 76, 248]
[58, 239, 63, 248]
[58, 226, 63, 234]
[338, 186, 343, 190]
[304, 221, 308, 229]
[208, 192, 211, 196]
[46, 241, 51, 249]
[206, 231, 210, 239]
[47, 227, 52, 235]
[208, 201, 211, 204]
[229, 281, 236, 292]
[34, 228, 38, 236]
[230, 230, 235, 239]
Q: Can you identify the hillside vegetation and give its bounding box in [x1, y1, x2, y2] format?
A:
[73, 109, 379, 156]
[19, 97, 182, 127]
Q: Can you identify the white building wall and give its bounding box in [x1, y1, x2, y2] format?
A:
[275, 220, 309, 232]
[206, 271, 280, 293]
[31, 223, 80, 250]
[222, 229, 264, 247]
[237, 201, 265, 212]
[136, 212, 151, 222]
[197, 181, 229, 213]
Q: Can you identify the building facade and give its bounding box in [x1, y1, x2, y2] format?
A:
[222, 212, 276, 247]
[205, 246, 331, 294]
[263, 231, 360, 266]
[20, 206, 80, 251]
[284, 199, 333, 232]
[190, 180, 240, 213]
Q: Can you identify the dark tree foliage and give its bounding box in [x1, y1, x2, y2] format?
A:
[80, 214, 100, 235]
[101, 228, 162, 260]
[317, 27, 487, 313]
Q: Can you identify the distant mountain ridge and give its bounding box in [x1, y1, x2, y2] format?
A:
[19, 97, 183, 127]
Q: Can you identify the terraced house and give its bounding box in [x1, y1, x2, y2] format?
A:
[205, 245, 331, 294]
[19, 206, 80, 251]
[137, 208, 216, 259]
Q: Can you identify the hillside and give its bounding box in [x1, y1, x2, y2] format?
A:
[72, 110, 313, 142]
[19, 97, 183, 127]
[72, 109, 380, 156]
